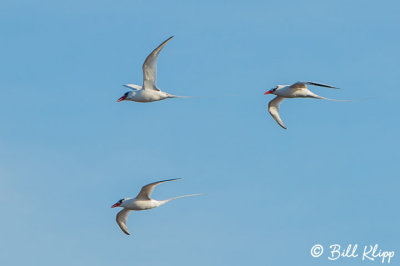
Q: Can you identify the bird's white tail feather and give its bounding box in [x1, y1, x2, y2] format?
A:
[164, 194, 202, 203]
[168, 94, 192, 98]
[309, 92, 352, 102]
[316, 96, 353, 102]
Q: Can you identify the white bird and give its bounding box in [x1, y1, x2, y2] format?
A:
[111, 178, 200, 236]
[117, 36, 188, 103]
[264, 81, 344, 129]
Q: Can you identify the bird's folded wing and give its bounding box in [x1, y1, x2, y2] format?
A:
[268, 96, 287, 129]
[142, 36, 174, 91]
[116, 209, 132, 235]
[135, 178, 182, 200]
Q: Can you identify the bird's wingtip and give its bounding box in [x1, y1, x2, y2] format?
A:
[279, 123, 287, 130]
[164, 177, 182, 182]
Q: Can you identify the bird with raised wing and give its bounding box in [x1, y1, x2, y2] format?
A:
[264, 81, 345, 129]
[111, 178, 200, 236]
[117, 36, 188, 103]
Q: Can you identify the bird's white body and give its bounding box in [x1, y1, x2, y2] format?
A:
[117, 36, 188, 103]
[124, 89, 173, 103]
[265, 81, 343, 129]
[111, 178, 200, 235]
[120, 198, 166, 210]
[272, 85, 326, 99]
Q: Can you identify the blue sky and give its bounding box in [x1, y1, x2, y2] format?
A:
[0, 0, 399, 265]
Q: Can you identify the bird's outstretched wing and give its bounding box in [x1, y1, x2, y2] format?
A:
[304, 81, 339, 89]
[123, 84, 142, 90]
[142, 36, 174, 91]
[268, 96, 287, 129]
[135, 178, 181, 200]
[290, 81, 338, 90]
[116, 209, 132, 235]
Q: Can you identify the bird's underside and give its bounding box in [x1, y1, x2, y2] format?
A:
[113, 178, 200, 236]
[267, 81, 342, 129]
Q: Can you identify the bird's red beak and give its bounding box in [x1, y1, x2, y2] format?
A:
[117, 95, 127, 102]
[111, 203, 121, 208]
[264, 90, 272, 95]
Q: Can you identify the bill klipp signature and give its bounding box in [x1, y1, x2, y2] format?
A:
[311, 244, 395, 263]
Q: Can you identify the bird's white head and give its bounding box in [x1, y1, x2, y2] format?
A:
[111, 198, 126, 208]
[117, 92, 132, 102]
[264, 85, 286, 95]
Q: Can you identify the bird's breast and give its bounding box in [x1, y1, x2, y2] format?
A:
[275, 88, 308, 98]
[129, 90, 168, 102]
[126, 199, 161, 211]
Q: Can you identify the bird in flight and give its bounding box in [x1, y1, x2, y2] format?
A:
[117, 36, 188, 103]
[264, 81, 345, 129]
[111, 178, 200, 236]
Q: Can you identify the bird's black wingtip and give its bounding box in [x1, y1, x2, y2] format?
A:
[160, 178, 182, 182]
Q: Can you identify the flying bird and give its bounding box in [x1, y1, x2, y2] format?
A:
[117, 36, 188, 103]
[111, 178, 200, 236]
[264, 81, 344, 129]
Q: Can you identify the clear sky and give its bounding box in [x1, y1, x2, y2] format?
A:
[1, 0, 399, 265]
